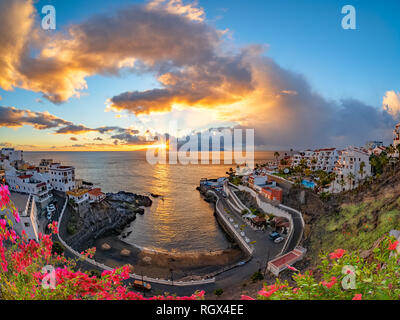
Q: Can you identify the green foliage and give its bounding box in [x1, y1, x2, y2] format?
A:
[251, 271, 264, 282]
[52, 241, 65, 255]
[88, 269, 102, 279]
[214, 288, 224, 296]
[310, 199, 400, 257]
[370, 153, 389, 176]
[67, 223, 76, 235]
[255, 236, 400, 300]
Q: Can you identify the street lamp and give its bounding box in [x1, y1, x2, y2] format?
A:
[263, 250, 270, 277]
[170, 268, 174, 286]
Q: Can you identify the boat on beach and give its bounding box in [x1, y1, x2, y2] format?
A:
[133, 280, 152, 291]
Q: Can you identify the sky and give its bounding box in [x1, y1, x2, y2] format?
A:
[0, 0, 400, 151]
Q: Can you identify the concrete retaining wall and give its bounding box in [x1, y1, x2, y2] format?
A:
[57, 198, 215, 286]
[207, 190, 255, 256]
[227, 184, 296, 255]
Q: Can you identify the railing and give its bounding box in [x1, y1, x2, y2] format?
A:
[57, 197, 215, 286]
[227, 184, 301, 255]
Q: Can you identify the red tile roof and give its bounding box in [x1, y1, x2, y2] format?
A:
[18, 175, 32, 179]
[88, 188, 104, 197]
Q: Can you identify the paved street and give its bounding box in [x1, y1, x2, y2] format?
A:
[54, 185, 296, 297]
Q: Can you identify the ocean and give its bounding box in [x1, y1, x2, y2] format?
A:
[24, 151, 277, 253]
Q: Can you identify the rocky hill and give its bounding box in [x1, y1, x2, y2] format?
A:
[65, 192, 152, 252]
[283, 162, 400, 264]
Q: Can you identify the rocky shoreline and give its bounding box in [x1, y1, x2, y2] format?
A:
[65, 191, 152, 252]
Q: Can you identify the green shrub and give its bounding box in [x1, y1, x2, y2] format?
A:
[52, 241, 65, 255]
[214, 288, 224, 296]
[251, 271, 264, 282]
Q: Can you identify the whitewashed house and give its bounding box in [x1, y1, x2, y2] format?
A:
[5, 168, 53, 209]
[330, 147, 371, 193]
[49, 163, 76, 192]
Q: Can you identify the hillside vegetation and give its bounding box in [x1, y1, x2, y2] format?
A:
[284, 161, 400, 263]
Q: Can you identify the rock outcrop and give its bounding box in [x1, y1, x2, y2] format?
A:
[65, 192, 152, 251]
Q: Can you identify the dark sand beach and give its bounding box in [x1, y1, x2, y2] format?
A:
[92, 235, 244, 280]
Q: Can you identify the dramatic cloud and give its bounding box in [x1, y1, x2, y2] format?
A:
[111, 131, 151, 145]
[0, 0, 219, 103]
[109, 50, 254, 115]
[0, 0, 397, 148]
[0, 106, 148, 144]
[383, 91, 400, 120]
[0, 106, 71, 129]
[0, 142, 12, 148]
[146, 0, 205, 22]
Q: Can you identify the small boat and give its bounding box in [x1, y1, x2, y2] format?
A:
[133, 280, 151, 291]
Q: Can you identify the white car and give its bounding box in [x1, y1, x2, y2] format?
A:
[47, 204, 56, 211]
[274, 237, 284, 244]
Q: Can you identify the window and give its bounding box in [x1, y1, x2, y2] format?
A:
[24, 223, 30, 227]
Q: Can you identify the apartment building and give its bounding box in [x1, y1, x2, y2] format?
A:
[49, 163, 76, 192]
[330, 147, 371, 193]
[5, 169, 53, 209]
[291, 148, 338, 172]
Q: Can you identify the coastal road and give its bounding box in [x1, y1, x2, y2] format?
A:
[54, 187, 287, 297]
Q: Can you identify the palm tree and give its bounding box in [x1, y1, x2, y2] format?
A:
[339, 178, 346, 190]
[386, 144, 395, 158]
[359, 161, 366, 179]
[347, 172, 356, 190]
[274, 152, 280, 163]
[396, 144, 400, 160]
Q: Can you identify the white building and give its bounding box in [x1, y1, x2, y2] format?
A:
[394, 123, 400, 149]
[88, 188, 106, 203]
[330, 147, 372, 193]
[5, 169, 53, 209]
[291, 148, 338, 172]
[365, 141, 384, 150]
[6, 193, 40, 241]
[1, 148, 23, 163]
[66, 189, 90, 216]
[49, 163, 76, 192]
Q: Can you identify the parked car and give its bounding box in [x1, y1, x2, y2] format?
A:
[269, 232, 281, 241]
[274, 237, 284, 244]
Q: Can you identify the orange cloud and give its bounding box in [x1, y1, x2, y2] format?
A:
[383, 90, 400, 119]
[0, 0, 219, 103]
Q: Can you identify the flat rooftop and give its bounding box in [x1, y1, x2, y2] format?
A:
[10, 192, 29, 215]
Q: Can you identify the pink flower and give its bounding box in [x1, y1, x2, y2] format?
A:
[388, 240, 399, 251]
[0, 219, 6, 230]
[241, 295, 255, 300]
[12, 209, 20, 223]
[321, 277, 337, 289]
[352, 294, 362, 300]
[329, 249, 346, 260]
[286, 264, 299, 272]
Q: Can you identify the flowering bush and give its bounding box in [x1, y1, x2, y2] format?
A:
[0, 185, 204, 300]
[246, 237, 400, 300]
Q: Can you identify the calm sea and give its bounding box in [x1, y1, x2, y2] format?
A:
[25, 151, 277, 252]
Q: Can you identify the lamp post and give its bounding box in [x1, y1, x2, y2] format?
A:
[263, 250, 270, 277]
[170, 268, 174, 286]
